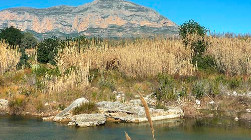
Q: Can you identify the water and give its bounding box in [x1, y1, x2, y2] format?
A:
[1, 116, 251, 140]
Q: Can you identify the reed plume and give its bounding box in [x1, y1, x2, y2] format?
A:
[125, 132, 132, 140]
[138, 92, 155, 140]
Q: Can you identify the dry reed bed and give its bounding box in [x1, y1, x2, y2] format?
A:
[83, 38, 195, 77]
[0, 41, 20, 75]
[207, 36, 251, 75]
[42, 47, 89, 94]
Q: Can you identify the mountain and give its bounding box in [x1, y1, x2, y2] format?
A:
[0, 0, 178, 39]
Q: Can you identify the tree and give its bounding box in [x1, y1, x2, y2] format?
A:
[37, 37, 59, 65]
[21, 32, 38, 49]
[179, 20, 215, 70]
[0, 26, 24, 47]
[179, 20, 207, 39]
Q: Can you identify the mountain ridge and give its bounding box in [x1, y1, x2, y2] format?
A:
[0, 0, 178, 39]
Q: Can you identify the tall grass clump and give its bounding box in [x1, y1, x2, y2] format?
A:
[41, 47, 89, 94]
[0, 41, 20, 75]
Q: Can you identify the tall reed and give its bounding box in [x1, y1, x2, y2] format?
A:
[0, 41, 20, 75]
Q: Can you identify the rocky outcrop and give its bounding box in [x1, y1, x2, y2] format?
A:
[53, 98, 89, 122]
[97, 101, 183, 123]
[68, 114, 106, 127]
[0, 0, 178, 39]
[49, 96, 184, 127]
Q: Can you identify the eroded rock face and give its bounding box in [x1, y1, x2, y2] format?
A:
[97, 101, 184, 123]
[0, 0, 178, 39]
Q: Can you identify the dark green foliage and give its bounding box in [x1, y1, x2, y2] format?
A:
[20, 32, 38, 49]
[16, 48, 30, 69]
[32, 64, 60, 77]
[73, 102, 99, 115]
[155, 74, 176, 100]
[229, 78, 241, 90]
[179, 20, 216, 70]
[0, 26, 24, 47]
[37, 37, 59, 65]
[179, 20, 207, 40]
[192, 55, 216, 70]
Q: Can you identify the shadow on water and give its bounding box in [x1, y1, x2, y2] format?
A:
[0, 115, 251, 140]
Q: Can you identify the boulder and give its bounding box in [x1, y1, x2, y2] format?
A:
[0, 99, 8, 110]
[53, 98, 89, 122]
[68, 114, 106, 127]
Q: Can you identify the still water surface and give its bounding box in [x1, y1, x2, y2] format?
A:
[0, 116, 251, 140]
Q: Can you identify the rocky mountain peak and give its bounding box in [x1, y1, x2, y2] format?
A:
[0, 0, 178, 39]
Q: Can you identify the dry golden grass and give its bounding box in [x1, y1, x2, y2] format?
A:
[207, 36, 251, 76]
[83, 38, 195, 77]
[0, 41, 20, 75]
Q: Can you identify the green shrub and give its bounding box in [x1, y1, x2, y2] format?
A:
[35, 100, 44, 113]
[192, 55, 216, 71]
[155, 74, 177, 100]
[98, 76, 116, 91]
[32, 64, 60, 77]
[192, 81, 205, 99]
[229, 78, 241, 90]
[16, 48, 30, 69]
[208, 80, 220, 95]
[73, 102, 99, 115]
[8, 95, 26, 115]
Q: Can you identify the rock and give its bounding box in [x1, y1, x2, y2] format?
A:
[96, 101, 183, 123]
[234, 117, 239, 121]
[196, 99, 201, 105]
[43, 116, 55, 121]
[53, 98, 89, 122]
[246, 109, 251, 113]
[0, 99, 8, 111]
[68, 114, 106, 127]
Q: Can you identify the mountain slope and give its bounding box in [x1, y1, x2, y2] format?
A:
[0, 0, 178, 39]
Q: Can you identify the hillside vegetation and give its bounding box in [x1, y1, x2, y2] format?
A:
[1, 21, 251, 115]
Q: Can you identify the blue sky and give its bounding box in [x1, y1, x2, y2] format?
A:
[0, 0, 250, 34]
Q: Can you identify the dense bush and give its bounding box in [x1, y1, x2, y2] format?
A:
[37, 37, 60, 65]
[192, 81, 205, 99]
[20, 32, 37, 49]
[16, 48, 30, 69]
[192, 55, 216, 70]
[0, 26, 23, 47]
[155, 74, 176, 100]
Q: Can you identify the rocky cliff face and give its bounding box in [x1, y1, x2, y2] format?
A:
[0, 0, 178, 39]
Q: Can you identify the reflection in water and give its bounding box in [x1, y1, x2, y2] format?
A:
[0, 116, 251, 140]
